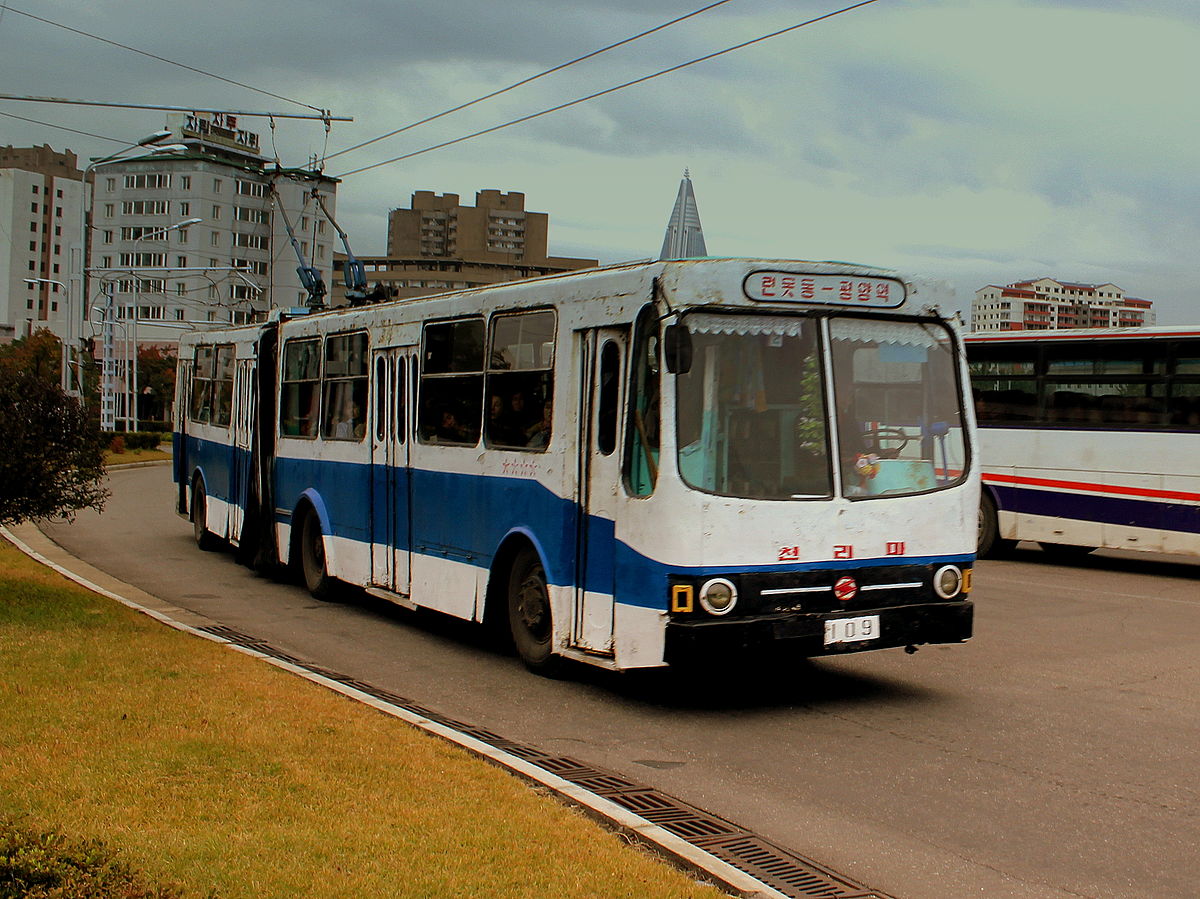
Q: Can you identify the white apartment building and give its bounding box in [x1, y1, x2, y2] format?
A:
[89, 112, 337, 343]
[0, 145, 85, 342]
[972, 277, 1155, 332]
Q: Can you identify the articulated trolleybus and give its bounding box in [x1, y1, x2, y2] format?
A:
[175, 258, 977, 673]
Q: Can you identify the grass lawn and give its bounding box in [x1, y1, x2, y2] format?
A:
[0, 538, 727, 899]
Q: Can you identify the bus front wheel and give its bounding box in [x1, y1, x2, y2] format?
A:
[300, 509, 338, 601]
[192, 481, 218, 552]
[507, 548, 559, 675]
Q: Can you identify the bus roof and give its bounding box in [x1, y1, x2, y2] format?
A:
[965, 325, 1200, 343]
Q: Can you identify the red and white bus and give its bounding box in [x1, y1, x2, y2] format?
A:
[966, 326, 1200, 559]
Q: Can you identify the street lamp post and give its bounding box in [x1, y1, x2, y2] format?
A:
[73, 130, 175, 399]
[78, 141, 189, 429]
[23, 277, 72, 392]
[126, 217, 202, 430]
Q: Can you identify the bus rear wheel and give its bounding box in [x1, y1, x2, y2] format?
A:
[192, 481, 218, 552]
[300, 509, 338, 601]
[507, 548, 559, 675]
[978, 492, 1015, 558]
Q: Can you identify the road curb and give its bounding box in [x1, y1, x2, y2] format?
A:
[2, 521, 789, 899]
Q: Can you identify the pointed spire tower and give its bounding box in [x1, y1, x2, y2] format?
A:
[659, 168, 708, 259]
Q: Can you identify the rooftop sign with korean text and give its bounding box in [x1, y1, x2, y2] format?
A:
[743, 271, 905, 309]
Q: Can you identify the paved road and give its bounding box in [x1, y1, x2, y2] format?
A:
[40, 464, 1200, 899]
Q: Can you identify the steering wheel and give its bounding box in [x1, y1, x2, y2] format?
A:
[860, 427, 909, 458]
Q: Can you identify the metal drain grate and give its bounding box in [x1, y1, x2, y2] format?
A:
[199, 624, 895, 899]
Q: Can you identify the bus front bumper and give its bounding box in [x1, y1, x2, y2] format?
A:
[663, 600, 973, 664]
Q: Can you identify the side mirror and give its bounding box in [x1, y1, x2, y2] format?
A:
[663, 324, 693, 374]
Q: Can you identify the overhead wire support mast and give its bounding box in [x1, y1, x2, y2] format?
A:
[0, 94, 351, 121]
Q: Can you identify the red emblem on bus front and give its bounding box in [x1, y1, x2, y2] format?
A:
[834, 576, 858, 602]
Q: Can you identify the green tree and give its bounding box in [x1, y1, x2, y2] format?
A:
[0, 331, 108, 524]
[0, 328, 61, 383]
[136, 344, 177, 423]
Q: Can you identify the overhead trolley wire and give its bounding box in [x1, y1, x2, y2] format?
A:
[0, 109, 127, 144]
[336, 0, 884, 179]
[322, 0, 739, 163]
[2, 5, 325, 114]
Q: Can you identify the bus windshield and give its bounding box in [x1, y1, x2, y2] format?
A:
[676, 313, 831, 499]
[675, 313, 968, 500]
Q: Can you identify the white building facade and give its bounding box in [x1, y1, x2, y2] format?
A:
[972, 278, 1155, 332]
[89, 113, 337, 343]
[0, 145, 85, 342]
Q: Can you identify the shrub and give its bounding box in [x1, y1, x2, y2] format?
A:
[100, 431, 167, 451]
[109, 435, 126, 454]
[0, 371, 107, 524]
[0, 818, 191, 898]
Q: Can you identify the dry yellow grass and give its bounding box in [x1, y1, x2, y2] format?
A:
[0, 540, 728, 899]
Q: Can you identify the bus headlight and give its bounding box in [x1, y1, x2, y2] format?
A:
[933, 565, 963, 599]
[698, 578, 738, 616]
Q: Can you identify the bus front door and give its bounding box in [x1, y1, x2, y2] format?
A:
[574, 329, 626, 655]
[370, 348, 412, 596]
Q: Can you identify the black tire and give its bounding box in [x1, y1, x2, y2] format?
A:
[507, 548, 560, 674]
[977, 492, 1015, 558]
[192, 481, 218, 551]
[299, 509, 339, 601]
[1039, 542, 1096, 561]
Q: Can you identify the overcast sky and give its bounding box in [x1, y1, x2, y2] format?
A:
[3, 0, 1197, 322]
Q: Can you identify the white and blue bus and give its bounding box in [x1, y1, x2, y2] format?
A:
[174, 258, 977, 672]
[967, 326, 1200, 559]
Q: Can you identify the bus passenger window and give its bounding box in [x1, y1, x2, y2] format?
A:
[280, 338, 320, 437]
[191, 346, 214, 424]
[418, 318, 485, 445]
[485, 309, 556, 451]
[212, 345, 234, 428]
[323, 332, 369, 441]
[624, 309, 660, 495]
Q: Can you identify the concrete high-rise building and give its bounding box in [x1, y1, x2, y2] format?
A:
[335, 190, 596, 304]
[659, 169, 707, 260]
[386, 189, 591, 269]
[89, 112, 337, 342]
[0, 144, 85, 342]
[972, 278, 1155, 332]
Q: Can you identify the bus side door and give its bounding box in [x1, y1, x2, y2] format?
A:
[370, 348, 413, 595]
[227, 358, 255, 544]
[574, 328, 626, 655]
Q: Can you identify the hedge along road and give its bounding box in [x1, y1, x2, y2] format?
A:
[38, 463, 1200, 899]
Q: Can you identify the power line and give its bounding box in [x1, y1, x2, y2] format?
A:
[337, 0, 884, 179]
[2, 5, 326, 114]
[323, 0, 738, 163]
[0, 109, 127, 143]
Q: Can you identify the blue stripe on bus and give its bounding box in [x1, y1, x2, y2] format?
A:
[178, 434, 974, 610]
[992, 484, 1200, 535]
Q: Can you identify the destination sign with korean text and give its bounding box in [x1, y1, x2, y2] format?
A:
[743, 272, 905, 308]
